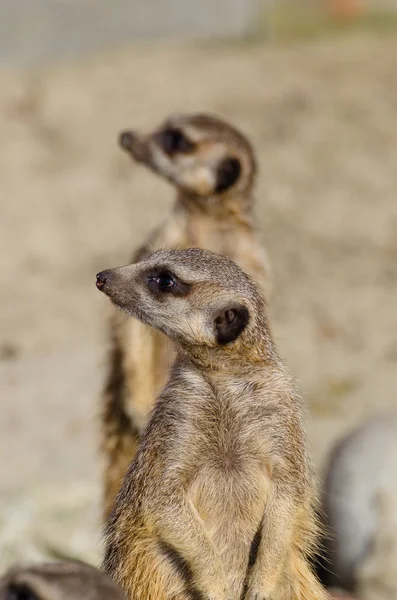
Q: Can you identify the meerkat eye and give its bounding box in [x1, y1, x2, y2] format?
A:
[148, 271, 176, 292]
[6, 584, 39, 600]
[159, 128, 194, 154]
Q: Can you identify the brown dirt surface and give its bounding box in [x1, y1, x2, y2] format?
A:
[1, 31, 397, 596]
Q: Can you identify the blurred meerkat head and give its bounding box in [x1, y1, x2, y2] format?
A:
[118, 113, 257, 204]
[0, 561, 125, 600]
[96, 248, 274, 364]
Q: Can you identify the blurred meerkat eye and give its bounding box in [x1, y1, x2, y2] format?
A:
[147, 271, 176, 292]
[158, 128, 195, 155]
[6, 584, 39, 600]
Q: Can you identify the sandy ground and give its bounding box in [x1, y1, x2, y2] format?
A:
[1, 31, 397, 589]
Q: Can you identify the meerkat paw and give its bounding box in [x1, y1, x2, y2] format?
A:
[205, 592, 231, 600]
[196, 577, 230, 600]
[202, 585, 231, 600]
[244, 573, 274, 600]
[244, 589, 268, 600]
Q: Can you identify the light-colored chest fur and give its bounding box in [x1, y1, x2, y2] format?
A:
[172, 369, 275, 574]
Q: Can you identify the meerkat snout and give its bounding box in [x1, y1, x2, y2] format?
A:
[119, 130, 135, 151]
[96, 266, 142, 318]
[96, 271, 109, 291]
[118, 130, 149, 163]
[96, 269, 129, 294]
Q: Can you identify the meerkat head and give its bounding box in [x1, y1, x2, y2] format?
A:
[118, 113, 256, 204]
[96, 249, 273, 364]
[0, 561, 125, 600]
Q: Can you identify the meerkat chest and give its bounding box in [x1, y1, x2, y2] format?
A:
[185, 215, 270, 294]
[186, 390, 273, 508]
[176, 369, 274, 486]
[179, 373, 273, 474]
[186, 399, 271, 549]
[185, 214, 233, 255]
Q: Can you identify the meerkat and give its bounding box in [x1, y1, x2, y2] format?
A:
[96, 248, 327, 600]
[102, 113, 272, 519]
[0, 561, 126, 600]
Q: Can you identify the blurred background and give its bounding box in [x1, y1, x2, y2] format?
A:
[1, 0, 397, 596]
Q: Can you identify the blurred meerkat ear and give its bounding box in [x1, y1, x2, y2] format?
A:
[215, 157, 241, 193]
[214, 305, 249, 344]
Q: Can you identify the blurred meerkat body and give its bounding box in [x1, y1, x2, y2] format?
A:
[0, 561, 125, 600]
[103, 114, 271, 518]
[97, 249, 326, 600]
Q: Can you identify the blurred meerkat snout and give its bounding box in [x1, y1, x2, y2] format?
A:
[118, 130, 149, 163]
[118, 130, 135, 151]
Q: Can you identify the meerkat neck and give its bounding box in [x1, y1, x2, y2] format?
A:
[175, 349, 276, 388]
[177, 329, 277, 375]
[175, 189, 254, 226]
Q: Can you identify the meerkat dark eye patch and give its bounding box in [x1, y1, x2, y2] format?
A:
[148, 271, 176, 292]
[147, 269, 191, 298]
[6, 584, 39, 600]
[215, 157, 241, 193]
[156, 128, 195, 155]
[214, 305, 249, 345]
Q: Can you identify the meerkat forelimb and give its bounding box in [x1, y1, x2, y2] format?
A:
[96, 248, 327, 600]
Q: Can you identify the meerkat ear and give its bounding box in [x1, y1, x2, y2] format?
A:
[215, 157, 241, 193]
[214, 305, 249, 344]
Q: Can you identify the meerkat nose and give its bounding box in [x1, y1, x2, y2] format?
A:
[96, 271, 108, 291]
[119, 130, 134, 150]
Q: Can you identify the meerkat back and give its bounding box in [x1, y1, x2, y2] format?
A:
[101, 113, 272, 519]
[0, 561, 126, 600]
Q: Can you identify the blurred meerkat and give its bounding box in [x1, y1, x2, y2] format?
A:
[96, 248, 326, 600]
[102, 113, 272, 519]
[0, 561, 125, 600]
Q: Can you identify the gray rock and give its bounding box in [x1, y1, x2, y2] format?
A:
[323, 414, 397, 590]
